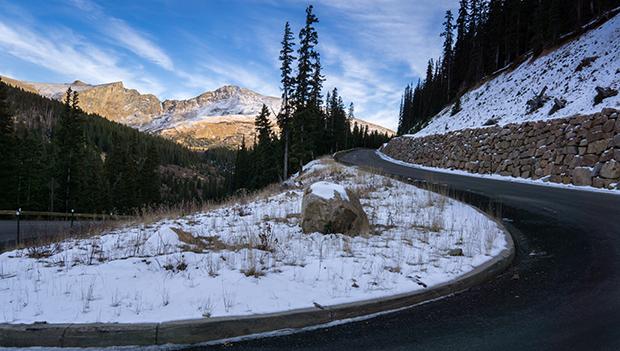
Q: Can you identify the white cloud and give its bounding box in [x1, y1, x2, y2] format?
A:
[316, 0, 457, 77]
[70, 0, 174, 71]
[0, 20, 164, 94]
[105, 19, 174, 71]
[321, 43, 402, 130]
[203, 60, 280, 97]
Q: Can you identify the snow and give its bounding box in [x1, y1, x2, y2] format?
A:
[376, 150, 620, 195]
[0, 159, 508, 324]
[143, 86, 282, 133]
[412, 13, 620, 138]
[27, 81, 97, 100]
[309, 181, 349, 200]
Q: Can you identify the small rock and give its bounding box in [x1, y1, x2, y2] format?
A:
[575, 56, 598, 72]
[448, 248, 464, 256]
[526, 86, 550, 114]
[548, 98, 567, 115]
[594, 86, 618, 106]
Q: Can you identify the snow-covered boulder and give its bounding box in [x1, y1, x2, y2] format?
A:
[301, 181, 370, 236]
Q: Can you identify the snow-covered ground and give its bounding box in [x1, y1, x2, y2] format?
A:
[0, 159, 507, 324]
[413, 13, 620, 137]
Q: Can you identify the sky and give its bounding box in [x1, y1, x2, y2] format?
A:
[0, 0, 457, 130]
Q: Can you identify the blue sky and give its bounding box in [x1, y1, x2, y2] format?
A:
[0, 0, 457, 130]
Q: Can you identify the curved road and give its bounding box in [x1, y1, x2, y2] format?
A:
[193, 148, 620, 351]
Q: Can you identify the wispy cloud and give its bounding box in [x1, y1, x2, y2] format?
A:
[322, 43, 402, 129]
[105, 19, 174, 71]
[71, 0, 174, 71]
[0, 19, 164, 94]
[316, 0, 457, 77]
[173, 30, 281, 97]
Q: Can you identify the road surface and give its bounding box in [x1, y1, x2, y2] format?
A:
[194, 148, 620, 351]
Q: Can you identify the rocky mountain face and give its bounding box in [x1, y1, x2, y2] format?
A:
[1, 76, 394, 149]
[2, 77, 162, 126]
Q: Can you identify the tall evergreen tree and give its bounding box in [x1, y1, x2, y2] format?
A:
[54, 88, 85, 212]
[291, 5, 322, 170]
[253, 104, 278, 188]
[294, 5, 319, 109]
[452, 0, 470, 96]
[441, 10, 455, 100]
[277, 22, 296, 180]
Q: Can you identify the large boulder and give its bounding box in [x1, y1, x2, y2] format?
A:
[301, 181, 370, 236]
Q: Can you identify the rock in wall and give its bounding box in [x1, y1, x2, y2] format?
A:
[381, 108, 620, 189]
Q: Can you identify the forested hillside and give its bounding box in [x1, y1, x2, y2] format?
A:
[0, 80, 231, 214]
[398, 0, 620, 135]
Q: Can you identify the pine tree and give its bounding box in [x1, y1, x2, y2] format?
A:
[291, 5, 322, 170]
[233, 136, 251, 190]
[452, 0, 470, 95]
[141, 143, 161, 206]
[0, 79, 17, 209]
[441, 10, 455, 101]
[78, 146, 107, 212]
[253, 104, 278, 188]
[294, 5, 320, 109]
[54, 88, 85, 212]
[277, 22, 296, 180]
[345, 102, 354, 149]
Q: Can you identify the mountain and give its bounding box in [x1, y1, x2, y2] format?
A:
[1, 76, 394, 149]
[412, 11, 620, 138]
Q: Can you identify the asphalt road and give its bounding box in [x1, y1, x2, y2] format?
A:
[194, 148, 620, 351]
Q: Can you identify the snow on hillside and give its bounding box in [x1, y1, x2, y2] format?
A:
[144, 86, 281, 133]
[26, 80, 97, 100]
[0, 159, 506, 324]
[413, 13, 620, 137]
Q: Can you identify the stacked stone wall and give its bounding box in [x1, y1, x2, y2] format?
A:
[381, 108, 620, 189]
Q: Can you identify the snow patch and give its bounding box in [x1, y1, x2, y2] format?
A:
[309, 181, 349, 200]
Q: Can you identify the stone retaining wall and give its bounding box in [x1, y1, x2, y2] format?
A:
[382, 108, 620, 189]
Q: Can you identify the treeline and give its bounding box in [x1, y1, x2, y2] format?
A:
[0, 80, 231, 214]
[398, 0, 620, 135]
[233, 6, 390, 191]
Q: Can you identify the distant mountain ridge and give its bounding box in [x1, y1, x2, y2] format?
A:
[2, 76, 394, 149]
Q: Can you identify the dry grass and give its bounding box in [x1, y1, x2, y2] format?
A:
[2, 180, 291, 254]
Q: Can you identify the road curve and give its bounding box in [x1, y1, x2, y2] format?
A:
[195, 148, 620, 351]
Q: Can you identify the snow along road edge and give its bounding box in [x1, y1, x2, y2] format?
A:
[375, 149, 620, 196]
[0, 160, 515, 348]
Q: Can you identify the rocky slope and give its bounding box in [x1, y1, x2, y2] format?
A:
[2, 76, 393, 149]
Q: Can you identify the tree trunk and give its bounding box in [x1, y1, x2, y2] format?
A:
[283, 128, 289, 180]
